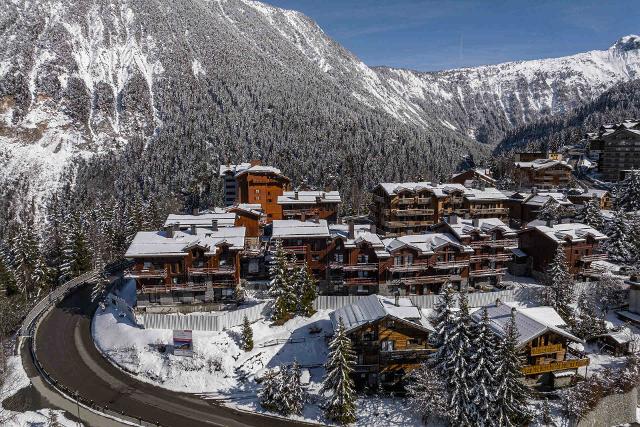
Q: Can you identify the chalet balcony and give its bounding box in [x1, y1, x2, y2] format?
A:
[243, 237, 263, 256]
[397, 198, 416, 205]
[469, 253, 513, 262]
[521, 358, 589, 376]
[470, 207, 509, 215]
[449, 197, 464, 204]
[344, 277, 378, 286]
[140, 284, 170, 294]
[391, 274, 459, 285]
[126, 269, 167, 279]
[342, 263, 379, 272]
[415, 197, 432, 204]
[433, 260, 469, 269]
[579, 253, 608, 262]
[379, 348, 435, 361]
[581, 267, 605, 277]
[353, 364, 378, 373]
[469, 239, 518, 248]
[329, 261, 345, 270]
[282, 245, 307, 254]
[530, 343, 563, 356]
[383, 220, 433, 228]
[188, 266, 235, 276]
[388, 262, 431, 273]
[469, 267, 507, 278]
[393, 208, 435, 217]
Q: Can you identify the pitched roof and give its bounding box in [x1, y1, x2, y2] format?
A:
[514, 159, 573, 171]
[271, 219, 330, 239]
[522, 222, 607, 243]
[164, 212, 237, 228]
[472, 303, 581, 348]
[330, 294, 433, 333]
[228, 203, 263, 217]
[219, 163, 251, 177]
[329, 224, 389, 257]
[125, 227, 246, 257]
[522, 192, 573, 207]
[444, 218, 516, 240]
[234, 165, 289, 181]
[383, 232, 472, 255]
[277, 190, 341, 205]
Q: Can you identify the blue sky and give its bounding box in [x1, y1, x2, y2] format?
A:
[265, 0, 639, 71]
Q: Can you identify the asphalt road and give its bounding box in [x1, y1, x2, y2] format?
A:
[31, 282, 310, 427]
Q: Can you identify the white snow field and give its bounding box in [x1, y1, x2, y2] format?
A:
[92, 282, 423, 426]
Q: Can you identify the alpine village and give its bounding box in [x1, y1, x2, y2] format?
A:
[2, 2, 640, 426]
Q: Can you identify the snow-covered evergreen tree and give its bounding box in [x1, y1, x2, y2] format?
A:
[596, 273, 627, 315]
[268, 239, 295, 321]
[573, 291, 606, 340]
[581, 197, 604, 231]
[406, 363, 448, 422]
[537, 198, 562, 225]
[321, 318, 357, 425]
[493, 310, 532, 426]
[543, 246, 575, 324]
[470, 307, 497, 426]
[10, 222, 39, 298]
[258, 368, 281, 413]
[444, 291, 474, 425]
[616, 170, 640, 212]
[605, 208, 635, 264]
[281, 361, 305, 416]
[61, 214, 93, 280]
[295, 262, 317, 317]
[241, 315, 253, 351]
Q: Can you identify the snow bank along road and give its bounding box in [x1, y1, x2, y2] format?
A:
[25, 282, 310, 427]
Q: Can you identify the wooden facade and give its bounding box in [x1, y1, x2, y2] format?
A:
[449, 168, 496, 187]
[236, 165, 291, 223]
[512, 160, 574, 190]
[278, 191, 341, 223]
[596, 126, 640, 182]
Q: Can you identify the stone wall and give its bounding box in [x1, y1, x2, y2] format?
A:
[575, 386, 637, 427]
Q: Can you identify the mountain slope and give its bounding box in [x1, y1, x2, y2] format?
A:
[1, 0, 640, 228]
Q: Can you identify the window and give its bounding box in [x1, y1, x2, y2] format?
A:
[143, 261, 152, 270]
[405, 254, 413, 265]
[394, 256, 403, 266]
[222, 288, 234, 296]
[255, 196, 260, 201]
[334, 253, 344, 263]
[357, 254, 369, 264]
[357, 285, 368, 293]
[255, 189, 260, 194]
[408, 338, 421, 346]
[381, 340, 394, 352]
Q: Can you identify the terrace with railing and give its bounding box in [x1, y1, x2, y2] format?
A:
[469, 239, 518, 248]
[393, 208, 435, 217]
[433, 259, 470, 269]
[125, 269, 166, 279]
[469, 267, 507, 278]
[187, 266, 235, 276]
[579, 253, 608, 262]
[469, 253, 513, 262]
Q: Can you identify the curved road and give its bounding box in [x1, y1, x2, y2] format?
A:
[27, 282, 308, 427]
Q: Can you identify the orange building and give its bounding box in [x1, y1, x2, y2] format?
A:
[235, 162, 291, 222]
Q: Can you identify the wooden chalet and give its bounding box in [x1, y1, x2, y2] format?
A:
[278, 190, 341, 223]
[433, 216, 517, 289]
[474, 302, 589, 389]
[449, 168, 496, 188]
[325, 222, 389, 295]
[566, 188, 613, 210]
[512, 159, 574, 190]
[381, 233, 473, 295]
[235, 163, 291, 222]
[270, 219, 331, 281]
[588, 120, 640, 182]
[125, 223, 246, 309]
[164, 211, 237, 230]
[369, 182, 508, 237]
[503, 191, 574, 227]
[330, 294, 434, 389]
[517, 223, 608, 279]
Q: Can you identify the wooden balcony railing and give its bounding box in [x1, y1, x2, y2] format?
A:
[470, 207, 509, 215]
[530, 343, 563, 356]
[383, 220, 433, 228]
[521, 358, 589, 375]
[469, 239, 518, 248]
[469, 253, 513, 262]
[391, 274, 459, 285]
[579, 253, 608, 262]
[433, 260, 469, 269]
[342, 263, 379, 272]
[282, 245, 307, 254]
[388, 262, 431, 273]
[188, 266, 235, 276]
[393, 208, 435, 217]
[126, 269, 166, 278]
[379, 348, 435, 361]
[344, 277, 378, 286]
[469, 267, 507, 278]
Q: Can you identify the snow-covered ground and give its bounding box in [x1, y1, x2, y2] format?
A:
[93, 282, 423, 425]
[0, 353, 80, 426]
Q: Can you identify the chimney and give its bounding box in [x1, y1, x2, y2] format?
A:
[315, 195, 322, 204]
[294, 190, 299, 200]
[472, 218, 480, 227]
[211, 219, 218, 231]
[348, 220, 355, 239]
[394, 292, 400, 307]
[531, 186, 537, 194]
[511, 306, 517, 315]
[191, 224, 197, 235]
[301, 212, 306, 222]
[192, 207, 199, 216]
[165, 225, 174, 238]
[495, 298, 501, 307]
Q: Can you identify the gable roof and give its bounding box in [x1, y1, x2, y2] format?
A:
[125, 226, 246, 257]
[164, 212, 237, 228]
[329, 224, 389, 258]
[219, 163, 251, 177]
[277, 190, 341, 205]
[443, 218, 517, 240]
[234, 165, 290, 181]
[383, 232, 472, 255]
[330, 294, 433, 334]
[522, 192, 573, 207]
[514, 159, 573, 171]
[271, 219, 330, 239]
[520, 222, 607, 243]
[472, 303, 581, 348]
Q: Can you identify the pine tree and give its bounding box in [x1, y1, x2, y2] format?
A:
[0, 249, 16, 295]
[321, 318, 357, 425]
[493, 310, 532, 426]
[543, 246, 575, 324]
[61, 213, 93, 280]
[241, 315, 254, 351]
[537, 198, 562, 225]
[605, 208, 635, 264]
[541, 398, 552, 426]
[444, 291, 474, 425]
[581, 197, 604, 232]
[259, 369, 281, 412]
[281, 361, 305, 416]
[573, 291, 606, 340]
[406, 363, 448, 422]
[596, 273, 626, 315]
[616, 170, 640, 212]
[470, 307, 497, 426]
[11, 222, 39, 298]
[295, 262, 317, 317]
[269, 239, 295, 322]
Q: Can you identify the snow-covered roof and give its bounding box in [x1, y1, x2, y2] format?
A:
[228, 203, 263, 217]
[444, 218, 516, 240]
[461, 187, 508, 201]
[125, 227, 246, 257]
[472, 303, 581, 348]
[164, 213, 236, 228]
[522, 192, 573, 207]
[523, 223, 607, 243]
[219, 163, 251, 176]
[277, 190, 341, 205]
[329, 224, 389, 257]
[330, 295, 433, 333]
[383, 232, 472, 255]
[451, 168, 494, 180]
[514, 159, 573, 171]
[377, 181, 436, 196]
[271, 219, 330, 239]
[234, 165, 289, 180]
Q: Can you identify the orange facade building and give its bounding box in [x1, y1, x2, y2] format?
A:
[235, 163, 291, 222]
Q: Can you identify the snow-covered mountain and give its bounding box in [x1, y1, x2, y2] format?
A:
[0, 0, 639, 221]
